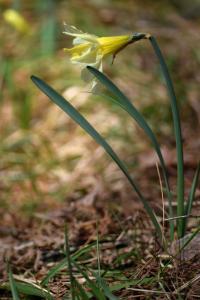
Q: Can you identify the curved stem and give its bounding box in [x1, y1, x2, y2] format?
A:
[149, 36, 184, 238]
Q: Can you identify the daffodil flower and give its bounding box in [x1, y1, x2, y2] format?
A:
[3, 9, 30, 34]
[63, 24, 149, 89]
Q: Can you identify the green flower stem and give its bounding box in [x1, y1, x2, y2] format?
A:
[149, 36, 185, 238]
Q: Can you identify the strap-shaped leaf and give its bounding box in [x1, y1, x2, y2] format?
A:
[87, 66, 174, 239]
[31, 75, 162, 239]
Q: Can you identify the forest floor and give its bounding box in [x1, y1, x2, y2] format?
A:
[1, 0, 200, 298]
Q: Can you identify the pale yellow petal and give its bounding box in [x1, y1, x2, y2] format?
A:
[64, 43, 91, 58]
[63, 26, 134, 89]
[71, 47, 100, 64]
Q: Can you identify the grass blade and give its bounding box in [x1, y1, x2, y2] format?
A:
[41, 242, 96, 286]
[109, 277, 156, 293]
[149, 36, 184, 238]
[183, 162, 200, 235]
[72, 260, 107, 300]
[64, 225, 76, 300]
[14, 281, 53, 299]
[96, 221, 101, 279]
[178, 225, 200, 256]
[87, 65, 174, 239]
[73, 241, 96, 260]
[74, 278, 90, 300]
[6, 272, 54, 299]
[100, 280, 119, 300]
[31, 75, 162, 240]
[8, 266, 20, 300]
[41, 258, 67, 286]
[94, 224, 118, 299]
[93, 272, 119, 300]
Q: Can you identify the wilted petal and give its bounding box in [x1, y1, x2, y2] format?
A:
[63, 23, 84, 35]
[63, 23, 98, 43]
[71, 47, 100, 64]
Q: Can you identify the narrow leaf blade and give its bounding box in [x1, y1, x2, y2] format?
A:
[8, 267, 20, 300]
[87, 66, 173, 238]
[31, 75, 162, 239]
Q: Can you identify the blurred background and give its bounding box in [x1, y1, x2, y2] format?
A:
[0, 0, 200, 218]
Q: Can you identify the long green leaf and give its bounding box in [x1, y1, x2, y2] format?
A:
[87, 65, 174, 239]
[2, 277, 53, 299]
[183, 162, 200, 235]
[149, 36, 184, 238]
[31, 75, 162, 239]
